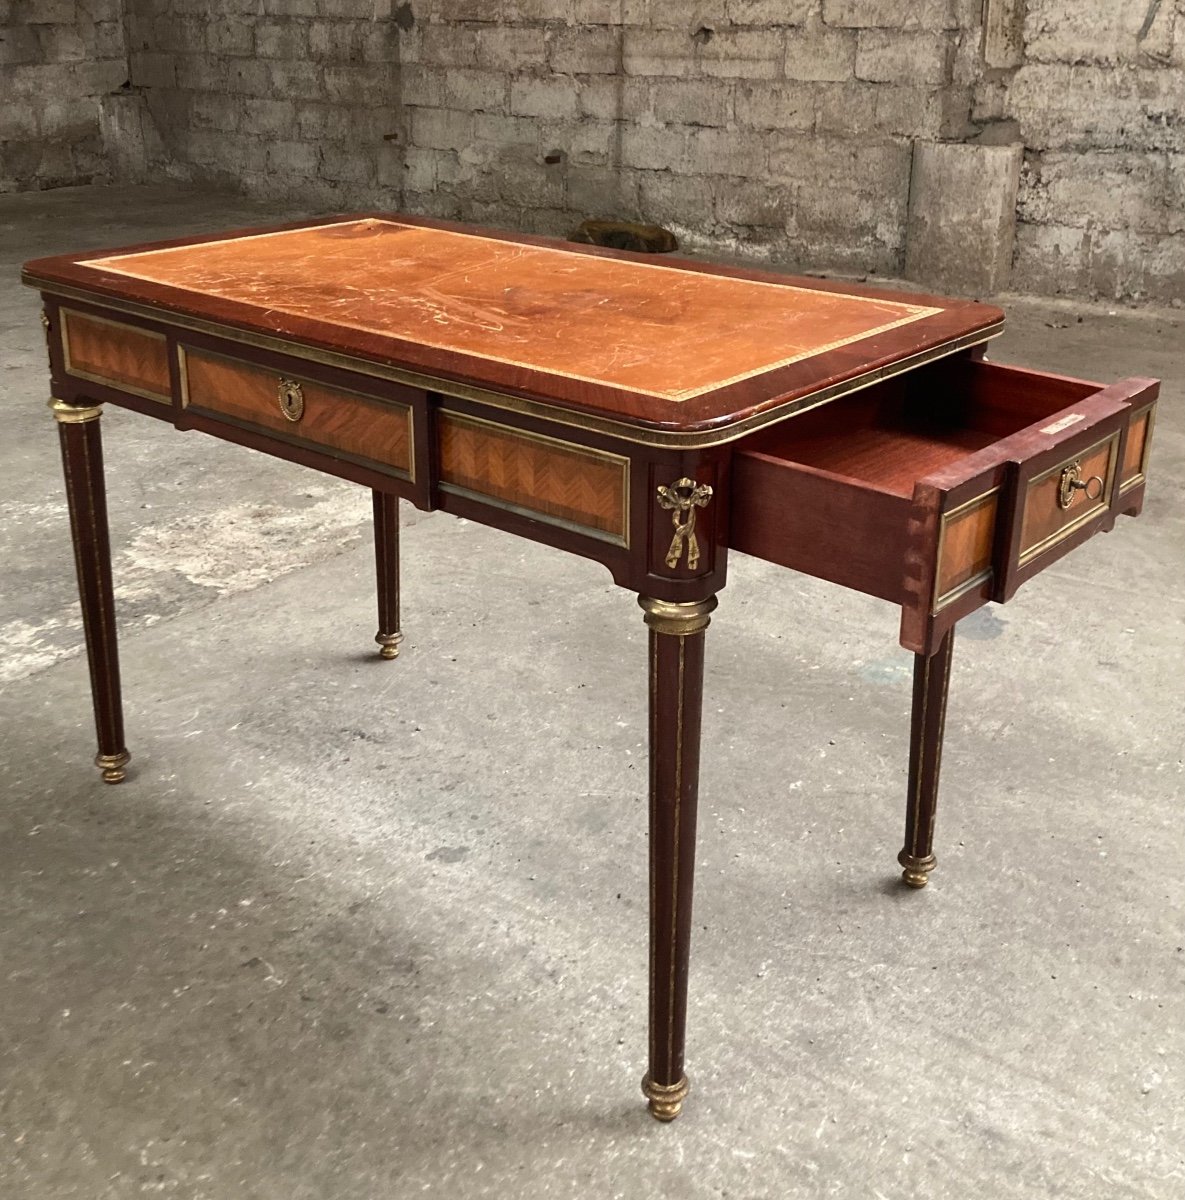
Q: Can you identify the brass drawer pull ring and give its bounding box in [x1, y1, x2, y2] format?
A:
[1057, 461, 1105, 509]
[278, 377, 304, 422]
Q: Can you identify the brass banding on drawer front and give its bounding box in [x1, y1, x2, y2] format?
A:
[61, 308, 171, 402]
[1017, 431, 1120, 566]
[179, 345, 413, 479]
[438, 410, 629, 545]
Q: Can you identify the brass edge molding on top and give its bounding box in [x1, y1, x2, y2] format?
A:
[1018, 432, 1121, 566]
[931, 487, 1000, 614]
[1119, 402, 1157, 495]
[438, 407, 631, 546]
[49, 398, 103, 423]
[178, 342, 417, 483]
[58, 306, 171, 404]
[28, 279, 1004, 450]
[639, 595, 718, 636]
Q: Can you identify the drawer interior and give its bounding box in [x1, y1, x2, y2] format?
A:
[745, 358, 1100, 497]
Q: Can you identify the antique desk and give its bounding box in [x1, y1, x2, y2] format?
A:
[24, 217, 1158, 1122]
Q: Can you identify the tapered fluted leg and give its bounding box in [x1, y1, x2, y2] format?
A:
[639, 595, 716, 1122]
[52, 399, 130, 784]
[372, 491, 402, 660]
[899, 627, 955, 888]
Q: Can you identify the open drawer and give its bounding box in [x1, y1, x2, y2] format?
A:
[729, 355, 1158, 654]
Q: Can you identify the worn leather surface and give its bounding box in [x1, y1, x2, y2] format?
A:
[88, 219, 940, 402]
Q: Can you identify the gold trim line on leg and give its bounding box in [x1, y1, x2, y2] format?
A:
[49, 398, 104, 424]
[638, 595, 717, 636]
[375, 631, 403, 660]
[641, 1073, 690, 1122]
[898, 850, 936, 889]
[95, 750, 130, 785]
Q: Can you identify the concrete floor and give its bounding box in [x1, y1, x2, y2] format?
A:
[1, 185, 1182, 1200]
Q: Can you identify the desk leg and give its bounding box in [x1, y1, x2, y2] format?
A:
[372, 491, 403, 660]
[51, 400, 130, 785]
[639, 595, 716, 1122]
[898, 628, 955, 888]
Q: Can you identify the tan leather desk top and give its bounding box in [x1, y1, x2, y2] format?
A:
[24, 215, 1005, 440]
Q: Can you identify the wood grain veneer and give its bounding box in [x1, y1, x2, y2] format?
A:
[181, 346, 413, 477]
[437, 410, 629, 542]
[61, 308, 170, 401]
[933, 490, 999, 607]
[1121, 404, 1155, 489]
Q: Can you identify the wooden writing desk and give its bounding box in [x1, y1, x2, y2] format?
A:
[24, 217, 1158, 1121]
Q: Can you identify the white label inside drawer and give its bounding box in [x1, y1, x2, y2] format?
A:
[1040, 412, 1086, 435]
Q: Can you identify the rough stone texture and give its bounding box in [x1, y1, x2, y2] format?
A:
[3, 2, 1184, 300]
[120, 0, 406, 209]
[0, 0, 129, 192]
[907, 141, 1023, 296]
[388, 0, 1185, 299]
[3, 183, 1184, 1199]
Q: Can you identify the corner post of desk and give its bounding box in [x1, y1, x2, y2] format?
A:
[48, 396, 131, 785]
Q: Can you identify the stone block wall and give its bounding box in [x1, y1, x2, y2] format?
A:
[394, 0, 1185, 301]
[121, 0, 408, 208]
[1001, 1, 1185, 301]
[0, 0, 128, 192]
[397, 0, 983, 275]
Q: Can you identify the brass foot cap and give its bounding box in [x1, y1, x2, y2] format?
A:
[375, 631, 403, 660]
[641, 1073, 690, 1122]
[898, 851, 936, 889]
[95, 750, 131, 785]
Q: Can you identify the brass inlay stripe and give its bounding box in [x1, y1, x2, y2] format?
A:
[437, 408, 630, 547]
[1018, 432, 1120, 566]
[60, 306, 170, 403]
[27, 278, 1004, 449]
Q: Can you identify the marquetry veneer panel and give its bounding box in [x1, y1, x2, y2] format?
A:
[934, 489, 999, 608]
[62, 309, 171, 401]
[181, 347, 412, 477]
[1120, 404, 1155, 492]
[438, 411, 628, 542]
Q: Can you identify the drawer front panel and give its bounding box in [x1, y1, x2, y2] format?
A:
[1120, 403, 1155, 494]
[181, 346, 412, 477]
[438, 410, 628, 544]
[1018, 430, 1120, 566]
[61, 308, 171, 402]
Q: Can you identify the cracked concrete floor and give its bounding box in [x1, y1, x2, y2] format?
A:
[1, 185, 1182, 1200]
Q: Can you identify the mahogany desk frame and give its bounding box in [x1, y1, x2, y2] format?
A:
[24, 216, 1157, 1122]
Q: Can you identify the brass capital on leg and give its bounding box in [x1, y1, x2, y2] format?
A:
[49, 398, 104, 424]
[638, 595, 717, 636]
[641, 1072, 690, 1122]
